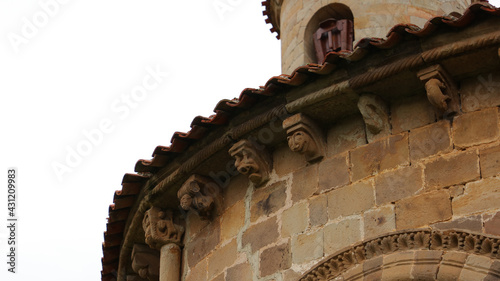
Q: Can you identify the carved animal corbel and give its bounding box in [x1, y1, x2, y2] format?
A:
[142, 207, 184, 250]
[418, 65, 459, 117]
[357, 94, 390, 142]
[130, 244, 160, 281]
[228, 139, 272, 187]
[282, 113, 326, 163]
[177, 174, 220, 219]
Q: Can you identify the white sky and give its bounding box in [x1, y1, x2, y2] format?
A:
[0, 1, 498, 280]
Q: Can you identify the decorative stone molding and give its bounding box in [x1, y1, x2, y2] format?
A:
[229, 139, 272, 187]
[357, 94, 390, 142]
[177, 174, 220, 219]
[283, 113, 325, 163]
[299, 229, 500, 281]
[130, 244, 160, 281]
[418, 65, 459, 116]
[142, 207, 184, 250]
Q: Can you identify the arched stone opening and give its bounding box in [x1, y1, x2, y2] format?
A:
[299, 229, 500, 281]
[304, 3, 354, 64]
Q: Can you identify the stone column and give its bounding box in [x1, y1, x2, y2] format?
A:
[143, 207, 184, 281]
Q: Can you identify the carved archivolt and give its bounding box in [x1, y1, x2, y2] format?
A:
[418, 65, 459, 116]
[130, 244, 159, 281]
[357, 94, 390, 142]
[229, 139, 272, 187]
[299, 229, 500, 281]
[177, 174, 220, 219]
[283, 113, 326, 163]
[142, 207, 184, 250]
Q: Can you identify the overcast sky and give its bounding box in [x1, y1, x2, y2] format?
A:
[0, 1, 498, 280]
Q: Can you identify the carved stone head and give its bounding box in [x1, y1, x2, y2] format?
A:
[177, 175, 219, 219]
[283, 113, 325, 163]
[142, 207, 184, 249]
[131, 244, 159, 281]
[228, 139, 271, 187]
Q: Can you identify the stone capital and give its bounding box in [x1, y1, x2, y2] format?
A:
[142, 207, 184, 250]
[177, 174, 220, 219]
[283, 113, 326, 162]
[418, 65, 459, 117]
[229, 139, 272, 187]
[130, 244, 160, 281]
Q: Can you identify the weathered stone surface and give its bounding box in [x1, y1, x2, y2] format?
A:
[292, 229, 324, 264]
[480, 143, 500, 178]
[374, 166, 423, 205]
[358, 94, 391, 142]
[250, 181, 287, 222]
[291, 164, 319, 202]
[309, 195, 328, 227]
[391, 95, 436, 134]
[324, 218, 361, 256]
[342, 264, 363, 280]
[431, 215, 482, 232]
[185, 220, 220, 267]
[381, 251, 414, 280]
[327, 181, 375, 220]
[327, 114, 367, 157]
[363, 205, 396, 239]
[484, 211, 500, 236]
[364, 256, 383, 281]
[350, 133, 409, 181]
[186, 211, 209, 240]
[409, 120, 452, 161]
[485, 260, 500, 281]
[283, 269, 302, 280]
[242, 217, 279, 253]
[210, 273, 224, 281]
[282, 201, 309, 237]
[220, 201, 246, 242]
[318, 153, 350, 193]
[221, 174, 248, 210]
[273, 143, 305, 177]
[185, 259, 207, 281]
[412, 250, 442, 279]
[460, 255, 492, 280]
[207, 239, 238, 279]
[424, 151, 480, 190]
[460, 71, 500, 112]
[453, 178, 500, 216]
[395, 190, 452, 229]
[226, 262, 253, 281]
[436, 251, 467, 281]
[260, 242, 292, 277]
[283, 113, 326, 163]
[229, 139, 272, 187]
[452, 107, 500, 149]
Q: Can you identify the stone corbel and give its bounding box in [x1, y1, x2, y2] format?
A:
[130, 244, 160, 281]
[142, 207, 184, 250]
[177, 174, 220, 219]
[229, 139, 272, 187]
[417, 65, 459, 117]
[282, 113, 326, 163]
[357, 94, 390, 142]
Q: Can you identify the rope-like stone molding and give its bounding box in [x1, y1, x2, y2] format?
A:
[299, 229, 500, 281]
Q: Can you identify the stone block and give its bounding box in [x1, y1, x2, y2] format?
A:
[283, 269, 302, 280]
[292, 229, 324, 264]
[395, 190, 452, 229]
[250, 181, 287, 222]
[363, 205, 396, 239]
[291, 164, 319, 202]
[460, 71, 500, 112]
[412, 250, 443, 279]
[452, 108, 500, 149]
[273, 144, 305, 177]
[327, 181, 375, 220]
[484, 211, 500, 236]
[485, 260, 500, 281]
[260, 242, 292, 277]
[350, 133, 409, 181]
[318, 152, 350, 193]
[185, 259, 207, 281]
[221, 173, 248, 210]
[324, 218, 361, 256]
[374, 166, 423, 205]
[409, 120, 452, 162]
[226, 262, 253, 281]
[185, 220, 221, 267]
[186, 211, 209, 240]
[431, 215, 482, 233]
[436, 251, 467, 281]
[453, 177, 500, 217]
[242, 217, 279, 253]
[326, 114, 367, 157]
[309, 195, 328, 227]
[391, 94, 436, 134]
[282, 201, 309, 237]
[424, 150, 479, 190]
[220, 201, 246, 242]
[381, 251, 415, 280]
[460, 254, 492, 280]
[480, 143, 500, 178]
[364, 256, 383, 281]
[207, 239, 238, 279]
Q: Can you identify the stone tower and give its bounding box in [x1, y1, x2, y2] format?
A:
[264, 0, 470, 74]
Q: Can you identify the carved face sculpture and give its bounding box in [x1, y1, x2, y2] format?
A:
[229, 140, 271, 186]
[179, 194, 192, 210]
[287, 131, 312, 153]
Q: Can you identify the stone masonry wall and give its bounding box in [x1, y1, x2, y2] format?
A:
[180, 70, 500, 281]
[279, 0, 470, 74]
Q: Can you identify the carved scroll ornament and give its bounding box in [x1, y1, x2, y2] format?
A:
[178, 174, 219, 219]
[282, 113, 325, 163]
[142, 207, 184, 250]
[130, 244, 159, 281]
[418, 65, 459, 116]
[229, 139, 272, 187]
